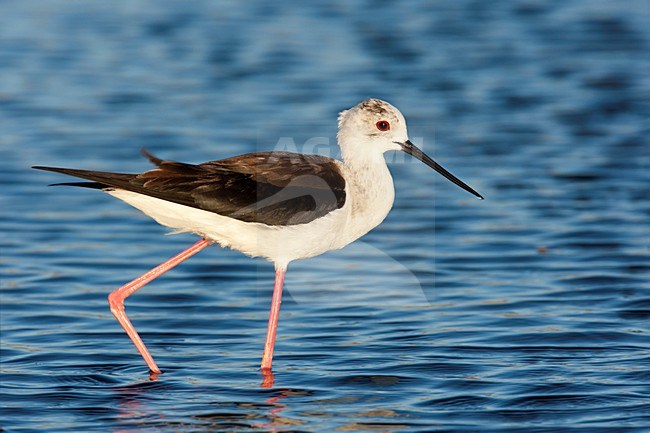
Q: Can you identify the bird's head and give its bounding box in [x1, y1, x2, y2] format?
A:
[337, 98, 483, 199]
[337, 98, 408, 155]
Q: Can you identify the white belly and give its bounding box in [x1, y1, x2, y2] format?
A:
[108, 189, 348, 268]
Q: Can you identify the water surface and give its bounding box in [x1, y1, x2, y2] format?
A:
[1, 1, 649, 432]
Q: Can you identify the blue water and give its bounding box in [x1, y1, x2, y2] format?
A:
[2, 1, 649, 431]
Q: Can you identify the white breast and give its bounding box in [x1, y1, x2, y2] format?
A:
[332, 158, 396, 249]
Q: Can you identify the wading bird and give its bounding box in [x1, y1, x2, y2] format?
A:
[34, 98, 482, 377]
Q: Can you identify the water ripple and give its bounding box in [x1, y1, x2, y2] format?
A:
[2, 0, 649, 432]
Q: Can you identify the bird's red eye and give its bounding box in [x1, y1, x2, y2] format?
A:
[376, 120, 390, 131]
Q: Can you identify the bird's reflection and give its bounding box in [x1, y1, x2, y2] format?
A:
[112, 379, 163, 433]
[109, 369, 306, 431]
[253, 387, 308, 431]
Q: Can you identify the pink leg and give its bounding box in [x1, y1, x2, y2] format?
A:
[260, 266, 286, 372]
[108, 238, 211, 374]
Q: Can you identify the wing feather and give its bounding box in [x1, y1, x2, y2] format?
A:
[33, 150, 346, 226]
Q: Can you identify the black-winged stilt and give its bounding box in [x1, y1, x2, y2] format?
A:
[34, 98, 482, 377]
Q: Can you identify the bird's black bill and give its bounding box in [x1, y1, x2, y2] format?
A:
[399, 140, 483, 199]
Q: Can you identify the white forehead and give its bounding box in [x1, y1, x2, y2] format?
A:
[338, 98, 405, 128]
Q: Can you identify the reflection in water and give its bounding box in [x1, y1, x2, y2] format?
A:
[109, 374, 310, 431]
[1, 0, 648, 431]
[113, 381, 164, 433]
[252, 389, 304, 431]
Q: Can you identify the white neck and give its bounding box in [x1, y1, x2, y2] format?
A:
[337, 148, 396, 246]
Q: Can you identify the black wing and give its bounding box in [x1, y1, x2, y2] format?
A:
[33, 149, 346, 226]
